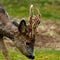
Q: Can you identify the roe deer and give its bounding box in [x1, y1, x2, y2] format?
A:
[0, 4, 40, 60]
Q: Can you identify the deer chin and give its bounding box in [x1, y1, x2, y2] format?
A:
[26, 53, 35, 59]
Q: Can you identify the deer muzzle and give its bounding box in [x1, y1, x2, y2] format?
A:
[27, 54, 35, 59]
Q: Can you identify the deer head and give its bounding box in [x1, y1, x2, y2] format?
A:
[13, 19, 35, 59]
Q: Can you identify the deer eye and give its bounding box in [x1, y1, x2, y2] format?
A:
[26, 42, 30, 45]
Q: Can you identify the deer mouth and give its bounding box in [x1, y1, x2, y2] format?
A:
[27, 55, 35, 59]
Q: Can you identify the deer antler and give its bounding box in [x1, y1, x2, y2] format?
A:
[29, 4, 34, 38]
[30, 4, 33, 18]
[36, 8, 41, 18]
[28, 5, 41, 39]
[29, 4, 34, 26]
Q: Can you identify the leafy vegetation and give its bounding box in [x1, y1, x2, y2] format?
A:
[0, 49, 60, 60]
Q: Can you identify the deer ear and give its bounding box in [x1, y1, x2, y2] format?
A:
[18, 20, 27, 34]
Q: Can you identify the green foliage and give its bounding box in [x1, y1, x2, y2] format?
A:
[0, 0, 60, 21]
[0, 49, 60, 60]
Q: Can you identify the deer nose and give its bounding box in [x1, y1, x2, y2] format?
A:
[27, 55, 35, 59]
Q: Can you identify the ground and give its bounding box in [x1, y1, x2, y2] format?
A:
[35, 19, 60, 50]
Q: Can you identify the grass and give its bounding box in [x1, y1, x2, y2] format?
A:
[0, 0, 60, 22]
[0, 49, 60, 60]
